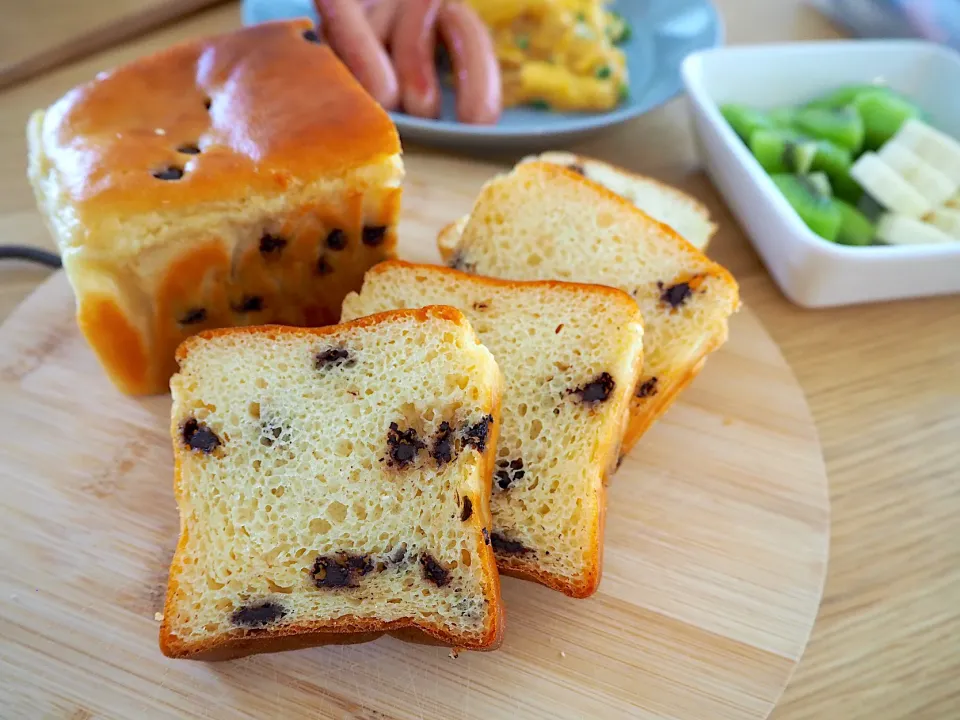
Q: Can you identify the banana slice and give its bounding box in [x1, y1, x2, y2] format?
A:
[890, 118, 960, 185]
[878, 141, 957, 207]
[850, 152, 932, 217]
[926, 207, 960, 239]
[876, 213, 958, 246]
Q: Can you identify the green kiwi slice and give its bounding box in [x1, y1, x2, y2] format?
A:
[770, 173, 842, 241]
[852, 91, 922, 151]
[720, 104, 776, 142]
[832, 199, 875, 246]
[749, 130, 818, 174]
[794, 107, 865, 154]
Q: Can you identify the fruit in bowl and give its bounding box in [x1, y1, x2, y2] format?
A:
[722, 86, 960, 247]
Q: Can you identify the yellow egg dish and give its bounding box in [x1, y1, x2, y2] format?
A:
[467, 0, 630, 112]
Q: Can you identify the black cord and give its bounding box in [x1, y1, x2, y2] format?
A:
[0, 245, 62, 269]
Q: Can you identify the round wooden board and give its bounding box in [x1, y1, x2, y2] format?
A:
[0, 163, 829, 719]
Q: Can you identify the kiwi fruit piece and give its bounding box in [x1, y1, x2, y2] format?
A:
[794, 106, 865, 154]
[769, 107, 798, 129]
[832, 199, 875, 246]
[852, 90, 922, 150]
[749, 130, 818, 174]
[770, 173, 841, 241]
[809, 140, 863, 203]
[805, 84, 894, 110]
[721, 104, 776, 142]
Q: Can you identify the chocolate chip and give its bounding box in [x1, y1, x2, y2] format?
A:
[571, 372, 615, 404]
[490, 533, 531, 555]
[482, 528, 490, 545]
[420, 553, 451, 587]
[315, 347, 355, 369]
[462, 415, 493, 452]
[659, 281, 693, 309]
[179, 307, 206, 325]
[387, 422, 425, 467]
[567, 163, 586, 176]
[495, 457, 524, 491]
[259, 234, 287, 255]
[636, 376, 659, 398]
[232, 296, 264, 313]
[153, 166, 183, 181]
[361, 226, 387, 246]
[231, 601, 286, 627]
[203, 97, 212, 110]
[303, 28, 321, 43]
[325, 229, 347, 250]
[311, 552, 372, 589]
[177, 143, 201, 155]
[448, 251, 476, 273]
[460, 497, 473, 522]
[431, 421, 456, 465]
[388, 545, 407, 564]
[316, 255, 333, 275]
[181, 418, 221, 453]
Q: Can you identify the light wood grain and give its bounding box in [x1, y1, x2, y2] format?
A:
[0, 269, 828, 720]
[0, 1, 958, 718]
[0, 0, 224, 89]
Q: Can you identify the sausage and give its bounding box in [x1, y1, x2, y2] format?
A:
[313, 0, 400, 109]
[438, 2, 502, 125]
[360, 0, 400, 46]
[391, 0, 444, 119]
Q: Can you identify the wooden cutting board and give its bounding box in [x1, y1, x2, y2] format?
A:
[0, 156, 829, 720]
[0, 0, 224, 90]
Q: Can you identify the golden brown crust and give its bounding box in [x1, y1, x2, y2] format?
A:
[364, 259, 646, 311]
[175, 305, 471, 362]
[35, 19, 400, 224]
[621, 328, 726, 455]
[162, 306, 504, 659]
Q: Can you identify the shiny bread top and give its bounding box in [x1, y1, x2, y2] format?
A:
[30, 19, 401, 226]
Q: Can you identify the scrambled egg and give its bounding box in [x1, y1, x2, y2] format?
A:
[467, 0, 631, 112]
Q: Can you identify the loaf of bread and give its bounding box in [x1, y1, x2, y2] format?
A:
[435, 161, 740, 455]
[438, 152, 716, 256]
[27, 19, 403, 395]
[343, 261, 644, 597]
[160, 307, 504, 660]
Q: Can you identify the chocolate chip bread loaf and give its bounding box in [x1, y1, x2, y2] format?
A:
[160, 307, 504, 660]
[435, 161, 740, 456]
[342, 262, 644, 597]
[27, 19, 403, 395]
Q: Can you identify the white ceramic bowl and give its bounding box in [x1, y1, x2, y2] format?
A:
[682, 40, 960, 308]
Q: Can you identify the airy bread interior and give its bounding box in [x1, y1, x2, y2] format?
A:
[342, 262, 644, 596]
[440, 161, 740, 453]
[161, 308, 504, 658]
[523, 152, 717, 250]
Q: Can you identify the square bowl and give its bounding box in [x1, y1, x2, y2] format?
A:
[681, 40, 960, 308]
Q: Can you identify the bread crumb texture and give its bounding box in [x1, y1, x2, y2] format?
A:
[162, 309, 504, 656]
[446, 162, 740, 450]
[343, 263, 644, 595]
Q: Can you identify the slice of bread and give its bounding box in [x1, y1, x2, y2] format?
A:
[160, 307, 505, 660]
[435, 161, 740, 455]
[342, 262, 644, 597]
[437, 153, 715, 257]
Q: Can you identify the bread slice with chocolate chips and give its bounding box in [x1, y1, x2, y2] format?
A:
[435, 161, 740, 456]
[437, 154, 716, 257]
[161, 307, 504, 660]
[342, 262, 644, 598]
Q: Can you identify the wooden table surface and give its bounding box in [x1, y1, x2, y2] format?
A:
[0, 1, 957, 718]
